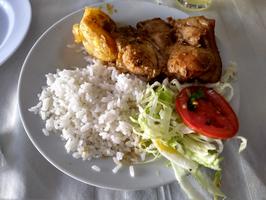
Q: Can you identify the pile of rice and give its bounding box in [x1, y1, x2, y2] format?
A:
[29, 60, 146, 164]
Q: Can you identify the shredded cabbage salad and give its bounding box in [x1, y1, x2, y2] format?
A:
[131, 63, 247, 200]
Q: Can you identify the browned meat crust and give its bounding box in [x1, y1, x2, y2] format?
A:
[112, 26, 163, 80]
[136, 18, 175, 50]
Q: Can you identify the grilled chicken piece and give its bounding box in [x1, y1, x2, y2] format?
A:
[112, 26, 137, 49]
[136, 18, 175, 76]
[117, 39, 161, 79]
[112, 26, 162, 80]
[111, 26, 136, 73]
[168, 16, 215, 47]
[167, 16, 222, 83]
[137, 18, 174, 50]
[167, 44, 221, 82]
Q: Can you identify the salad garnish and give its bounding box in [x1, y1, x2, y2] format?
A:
[131, 67, 246, 199]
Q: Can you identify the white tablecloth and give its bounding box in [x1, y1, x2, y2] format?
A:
[0, 0, 266, 199]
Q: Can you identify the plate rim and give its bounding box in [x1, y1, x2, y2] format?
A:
[0, 0, 32, 65]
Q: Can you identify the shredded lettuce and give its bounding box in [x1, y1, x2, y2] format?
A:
[235, 136, 247, 153]
[153, 139, 198, 172]
[171, 162, 205, 200]
[171, 162, 225, 200]
[193, 169, 226, 199]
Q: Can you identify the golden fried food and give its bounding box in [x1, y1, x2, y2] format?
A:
[72, 7, 117, 62]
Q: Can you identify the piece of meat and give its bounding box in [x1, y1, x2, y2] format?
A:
[117, 39, 161, 79]
[112, 26, 137, 49]
[136, 18, 176, 77]
[166, 16, 222, 83]
[137, 18, 174, 50]
[168, 16, 215, 47]
[112, 26, 162, 80]
[197, 60, 222, 83]
[167, 44, 219, 82]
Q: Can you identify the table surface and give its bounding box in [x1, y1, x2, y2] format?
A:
[1, 0, 266, 199]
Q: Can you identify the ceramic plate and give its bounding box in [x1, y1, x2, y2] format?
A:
[0, 0, 31, 65]
[18, 0, 239, 190]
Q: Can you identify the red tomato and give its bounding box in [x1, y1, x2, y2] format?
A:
[175, 86, 239, 139]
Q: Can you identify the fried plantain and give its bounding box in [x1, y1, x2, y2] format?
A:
[72, 7, 118, 62]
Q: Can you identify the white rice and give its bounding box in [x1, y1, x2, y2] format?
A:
[91, 165, 101, 172]
[42, 128, 50, 136]
[112, 163, 122, 174]
[129, 165, 135, 177]
[29, 59, 146, 163]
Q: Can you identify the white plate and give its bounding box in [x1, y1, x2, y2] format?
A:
[0, 0, 31, 65]
[18, 0, 239, 190]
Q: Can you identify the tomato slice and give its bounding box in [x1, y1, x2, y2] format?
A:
[175, 86, 239, 139]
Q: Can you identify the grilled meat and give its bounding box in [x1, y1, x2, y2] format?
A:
[113, 26, 162, 80]
[137, 18, 174, 50]
[167, 44, 220, 82]
[167, 16, 222, 82]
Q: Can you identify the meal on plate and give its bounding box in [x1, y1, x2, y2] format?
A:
[29, 7, 247, 200]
